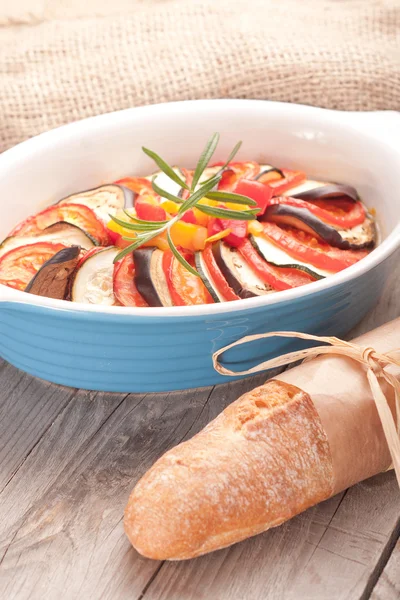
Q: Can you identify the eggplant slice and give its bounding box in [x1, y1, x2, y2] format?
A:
[262, 204, 376, 250]
[250, 235, 329, 279]
[133, 248, 173, 307]
[26, 246, 80, 299]
[212, 242, 274, 299]
[194, 252, 223, 303]
[57, 184, 135, 222]
[0, 222, 95, 259]
[285, 179, 359, 202]
[71, 247, 119, 305]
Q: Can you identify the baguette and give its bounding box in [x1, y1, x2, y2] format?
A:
[124, 380, 334, 560]
[125, 320, 399, 560]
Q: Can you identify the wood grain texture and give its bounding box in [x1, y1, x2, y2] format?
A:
[371, 538, 400, 600]
[0, 267, 399, 599]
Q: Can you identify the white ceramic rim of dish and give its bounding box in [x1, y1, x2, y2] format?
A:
[0, 99, 399, 317]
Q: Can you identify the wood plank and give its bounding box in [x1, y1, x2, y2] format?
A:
[0, 361, 78, 491]
[371, 538, 400, 599]
[0, 370, 269, 600]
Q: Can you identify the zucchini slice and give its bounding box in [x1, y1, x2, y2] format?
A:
[71, 247, 119, 305]
[212, 242, 274, 299]
[262, 204, 375, 250]
[57, 184, 135, 222]
[133, 248, 173, 307]
[254, 164, 285, 181]
[194, 252, 223, 303]
[250, 235, 329, 279]
[0, 222, 95, 260]
[26, 246, 80, 299]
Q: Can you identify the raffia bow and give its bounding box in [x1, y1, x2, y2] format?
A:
[213, 332, 400, 487]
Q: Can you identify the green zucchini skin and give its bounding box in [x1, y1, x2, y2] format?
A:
[250, 235, 325, 281]
[194, 252, 221, 303]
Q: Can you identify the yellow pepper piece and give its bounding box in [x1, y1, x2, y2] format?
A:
[170, 221, 208, 251]
[205, 229, 231, 244]
[193, 207, 209, 227]
[248, 220, 264, 235]
[160, 199, 180, 215]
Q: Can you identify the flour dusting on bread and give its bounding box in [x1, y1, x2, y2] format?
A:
[124, 380, 334, 560]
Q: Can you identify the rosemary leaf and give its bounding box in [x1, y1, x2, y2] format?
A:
[167, 230, 201, 278]
[122, 210, 170, 225]
[142, 147, 190, 190]
[109, 214, 160, 232]
[191, 132, 220, 192]
[206, 191, 257, 206]
[151, 178, 184, 204]
[177, 175, 222, 215]
[196, 205, 257, 220]
[199, 140, 242, 185]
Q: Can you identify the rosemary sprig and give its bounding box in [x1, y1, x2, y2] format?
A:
[112, 134, 258, 275]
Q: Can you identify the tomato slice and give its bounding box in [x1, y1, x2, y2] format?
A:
[0, 242, 67, 291]
[162, 250, 214, 306]
[261, 222, 368, 272]
[238, 239, 316, 291]
[135, 198, 167, 222]
[10, 204, 110, 245]
[202, 245, 240, 301]
[113, 253, 148, 307]
[270, 196, 366, 229]
[217, 162, 260, 191]
[114, 177, 153, 196]
[268, 169, 306, 196]
[234, 180, 273, 215]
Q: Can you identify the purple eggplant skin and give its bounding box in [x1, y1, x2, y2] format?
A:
[254, 166, 285, 181]
[211, 242, 256, 299]
[291, 183, 359, 202]
[118, 185, 136, 209]
[133, 248, 163, 307]
[56, 184, 136, 210]
[262, 204, 375, 250]
[25, 246, 81, 299]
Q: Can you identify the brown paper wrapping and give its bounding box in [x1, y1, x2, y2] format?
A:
[278, 320, 400, 493]
[214, 318, 400, 495]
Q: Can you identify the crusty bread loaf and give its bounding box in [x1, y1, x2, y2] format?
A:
[124, 380, 334, 560]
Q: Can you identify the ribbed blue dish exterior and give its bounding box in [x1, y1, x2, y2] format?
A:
[0, 258, 391, 392]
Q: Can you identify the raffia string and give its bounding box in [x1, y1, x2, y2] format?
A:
[213, 332, 400, 488]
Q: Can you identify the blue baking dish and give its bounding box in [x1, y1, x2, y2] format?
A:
[0, 100, 399, 391]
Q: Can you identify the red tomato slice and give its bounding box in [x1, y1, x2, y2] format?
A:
[217, 162, 260, 191]
[239, 239, 316, 291]
[0, 242, 67, 291]
[114, 177, 153, 195]
[162, 250, 214, 306]
[135, 198, 167, 222]
[271, 196, 366, 229]
[207, 216, 248, 247]
[268, 169, 306, 196]
[11, 204, 110, 245]
[234, 180, 273, 215]
[261, 222, 369, 272]
[202, 245, 240, 301]
[113, 253, 148, 307]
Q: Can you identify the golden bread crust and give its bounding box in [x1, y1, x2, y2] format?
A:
[124, 380, 334, 560]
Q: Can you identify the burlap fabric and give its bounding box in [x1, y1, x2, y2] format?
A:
[0, 0, 399, 153]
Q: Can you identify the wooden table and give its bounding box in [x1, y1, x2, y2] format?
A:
[1, 273, 399, 600]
